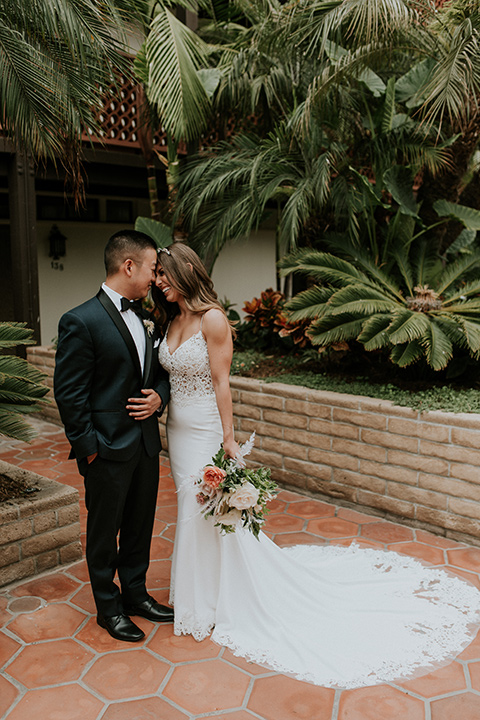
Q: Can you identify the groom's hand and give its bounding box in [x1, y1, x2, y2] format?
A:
[127, 389, 162, 420]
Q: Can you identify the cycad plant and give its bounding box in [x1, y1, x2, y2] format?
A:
[0, 323, 49, 441]
[280, 235, 480, 373]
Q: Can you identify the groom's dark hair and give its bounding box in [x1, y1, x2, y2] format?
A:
[104, 230, 157, 275]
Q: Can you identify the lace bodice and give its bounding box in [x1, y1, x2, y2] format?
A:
[159, 324, 216, 407]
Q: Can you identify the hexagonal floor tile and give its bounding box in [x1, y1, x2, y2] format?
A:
[447, 548, 480, 573]
[332, 538, 385, 550]
[287, 500, 335, 519]
[337, 685, 425, 720]
[360, 522, 414, 544]
[146, 559, 172, 589]
[156, 489, 177, 505]
[148, 623, 220, 662]
[222, 648, 270, 676]
[83, 649, 169, 700]
[65, 561, 90, 582]
[274, 532, 326, 547]
[446, 567, 480, 590]
[155, 505, 178, 523]
[8, 603, 87, 643]
[265, 498, 287, 513]
[202, 713, 257, 720]
[10, 574, 80, 602]
[247, 675, 335, 720]
[6, 684, 104, 720]
[163, 658, 250, 715]
[431, 692, 480, 720]
[387, 541, 445, 565]
[337, 508, 380, 524]
[307, 517, 358, 538]
[7, 638, 94, 688]
[458, 628, 480, 661]
[70, 584, 96, 614]
[467, 660, 480, 691]
[101, 696, 187, 719]
[397, 661, 466, 698]
[263, 514, 305, 533]
[0, 676, 19, 719]
[150, 536, 174, 559]
[415, 530, 462, 550]
[0, 630, 21, 667]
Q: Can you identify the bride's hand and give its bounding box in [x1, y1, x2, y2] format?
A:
[223, 438, 241, 461]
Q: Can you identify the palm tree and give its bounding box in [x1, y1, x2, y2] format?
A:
[0, 0, 137, 190]
[293, 0, 480, 240]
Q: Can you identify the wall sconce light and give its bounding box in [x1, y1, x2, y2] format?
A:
[48, 224, 67, 260]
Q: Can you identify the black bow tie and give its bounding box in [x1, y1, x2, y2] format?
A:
[121, 297, 143, 314]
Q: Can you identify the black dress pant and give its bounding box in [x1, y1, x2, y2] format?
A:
[80, 442, 159, 617]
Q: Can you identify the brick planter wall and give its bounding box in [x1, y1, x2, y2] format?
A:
[0, 460, 82, 587]
[28, 346, 480, 545]
[230, 378, 480, 546]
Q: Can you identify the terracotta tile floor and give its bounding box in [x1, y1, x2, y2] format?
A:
[2, 417, 480, 719]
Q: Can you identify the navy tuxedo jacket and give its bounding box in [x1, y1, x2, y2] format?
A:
[54, 289, 170, 462]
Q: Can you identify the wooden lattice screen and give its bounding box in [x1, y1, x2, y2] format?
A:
[83, 73, 169, 152]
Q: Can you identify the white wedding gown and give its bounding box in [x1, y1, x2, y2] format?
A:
[159, 325, 480, 689]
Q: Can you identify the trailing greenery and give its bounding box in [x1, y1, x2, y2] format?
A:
[0, 323, 49, 441]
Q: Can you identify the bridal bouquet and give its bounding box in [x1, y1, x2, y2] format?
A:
[194, 433, 278, 538]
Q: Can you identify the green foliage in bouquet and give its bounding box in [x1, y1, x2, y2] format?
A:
[195, 440, 278, 539]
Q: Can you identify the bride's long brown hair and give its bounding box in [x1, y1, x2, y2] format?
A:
[152, 243, 235, 336]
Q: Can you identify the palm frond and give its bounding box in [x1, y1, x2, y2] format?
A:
[421, 321, 453, 371]
[387, 309, 430, 345]
[390, 339, 423, 367]
[146, 7, 211, 141]
[328, 284, 398, 315]
[285, 286, 334, 321]
[436, 251, 480, 295]
[358, 314, 393, 350]
[308, 313, 366, 346]
[0, 322, 35, 348]
[0, 409, 38, 442]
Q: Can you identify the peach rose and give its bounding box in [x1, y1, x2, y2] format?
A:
[203, 465, 227, 489]
[228, 482, 260, 510]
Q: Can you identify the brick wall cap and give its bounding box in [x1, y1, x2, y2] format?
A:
[0, 461, 79, 521]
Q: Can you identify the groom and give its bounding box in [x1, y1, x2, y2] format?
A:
[54, 229, 172, 642]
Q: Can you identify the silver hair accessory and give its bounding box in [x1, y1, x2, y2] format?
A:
[158, 247, 171, 255]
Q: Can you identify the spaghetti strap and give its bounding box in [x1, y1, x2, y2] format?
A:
[200, 313, 205, 330]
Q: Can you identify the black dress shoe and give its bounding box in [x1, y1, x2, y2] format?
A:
[97, 613, 145, 642]
[124, 595, 174, 622]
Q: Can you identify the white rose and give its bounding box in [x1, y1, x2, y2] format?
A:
[217, 509, 242, 526]
[228, 482, 260, 510]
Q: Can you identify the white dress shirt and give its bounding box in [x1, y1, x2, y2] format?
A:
[102, 283, 146, 373]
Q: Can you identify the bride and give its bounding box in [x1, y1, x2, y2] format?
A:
[154, 242, 480, 689]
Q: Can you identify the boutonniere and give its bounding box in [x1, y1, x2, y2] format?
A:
[143, 319, 155, 337]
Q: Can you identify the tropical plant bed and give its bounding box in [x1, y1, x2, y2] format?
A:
[231, 349, 480, 414]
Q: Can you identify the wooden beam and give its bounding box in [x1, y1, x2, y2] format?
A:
[8, 152, 40, 343]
